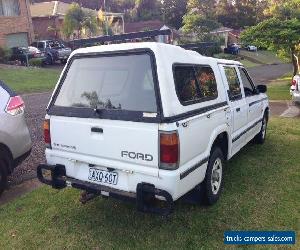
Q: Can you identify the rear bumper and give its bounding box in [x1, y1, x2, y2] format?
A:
[292, 91, 300, 102]
[37, 164, 174, 215]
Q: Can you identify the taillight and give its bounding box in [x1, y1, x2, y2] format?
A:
[292, 79, 296, 86]
[5, 96, 24, 115]
[160, 131, 179, 170]
[43, 119, 51, 148]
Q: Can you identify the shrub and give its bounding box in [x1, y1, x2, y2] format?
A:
[0, 47, 12, 63]
[29, 58, 43, 67]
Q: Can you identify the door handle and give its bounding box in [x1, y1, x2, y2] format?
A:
[91, 127, 103, 133]
[236, 108, 241, 112]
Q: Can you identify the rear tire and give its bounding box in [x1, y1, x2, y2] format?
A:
[0, 160, 8, 195]
[254, 114, 268, 144]
[45, 54, 53, 65]
[202, 147, 224, 205]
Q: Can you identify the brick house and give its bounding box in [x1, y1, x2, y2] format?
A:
[32, 0, 104, 10]
[30, 1, 124, 40]
[0, 0, 34, 48]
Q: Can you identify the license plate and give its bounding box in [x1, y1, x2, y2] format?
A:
[88, 168, 118, 185]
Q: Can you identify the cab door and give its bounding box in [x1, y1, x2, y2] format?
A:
[237, 67, 263, 123]
[220, 65, 248, 151]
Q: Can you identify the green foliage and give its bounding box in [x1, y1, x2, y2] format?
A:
[28, 58, 43, 67]
[241, 18, 300, 74]
[181, 12, 221, 42]
[129, 0, 162, 21]
[161, 0, 187, 29]
[265, 0, 300, 20]
[216, 0, 268, 28]
[0, 47, 12, 63]
[97, 10, 114, 36]
[62, 3, 98, 39]
[107, 0, 135, 13]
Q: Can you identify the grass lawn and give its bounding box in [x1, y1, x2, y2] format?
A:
[0, 67, 60, 94]
[0, 117, 299, 249]
[239, 59, 260, 68]
[240, 50, 284, 65]
[268, 73, 292, 100]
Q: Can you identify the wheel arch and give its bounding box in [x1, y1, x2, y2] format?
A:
[210, 131, 229, 161]
[0, 143, 14, 174]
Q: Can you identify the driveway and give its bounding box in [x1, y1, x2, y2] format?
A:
[7, 92, 51, 185]
[247, 63, 292, 84]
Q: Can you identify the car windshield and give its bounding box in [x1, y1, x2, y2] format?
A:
[54, 53, 157, 113]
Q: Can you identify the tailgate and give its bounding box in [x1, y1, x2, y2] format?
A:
[50, 116, 159, 168]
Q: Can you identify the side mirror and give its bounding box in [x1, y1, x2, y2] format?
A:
[257, 84, 267, 93]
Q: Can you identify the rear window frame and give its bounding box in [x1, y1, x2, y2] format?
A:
[47, 48, 163, 123]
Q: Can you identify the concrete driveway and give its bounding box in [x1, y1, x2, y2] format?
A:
[247, 63, 292, 84]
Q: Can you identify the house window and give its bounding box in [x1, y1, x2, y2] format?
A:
[0, 0, 20, 16]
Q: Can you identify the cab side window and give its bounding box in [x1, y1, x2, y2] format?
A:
[224, 67, 242, 100]
[238, 68, 255, 97]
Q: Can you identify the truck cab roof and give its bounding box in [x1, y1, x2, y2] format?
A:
[63, 42, 242, 118]
[71, 42, 242, 66]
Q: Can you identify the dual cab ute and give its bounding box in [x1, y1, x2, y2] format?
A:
[37, 42, 269, 214]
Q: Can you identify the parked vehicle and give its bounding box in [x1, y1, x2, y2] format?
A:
[37, 43, 269, 214]
[247, 45, 257, 52]
[290, 74, 300, 103]
[224, 44, 239, 55]
[31, 40, 72, 65]
[10, 47, 46, 65]
[0, 81, 32, 195]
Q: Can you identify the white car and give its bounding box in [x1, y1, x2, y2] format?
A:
[0, 81, 32, 195]
[247, 45, 257, 52]
[290, 74, 300, 103]
[37, 42, 269, 214]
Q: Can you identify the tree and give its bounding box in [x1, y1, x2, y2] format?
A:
[216, 0, 237, 28]
[264, 0, 300, 20]
[108, 0, 135, 12]
[241, 18, 300, 75]
[130, 0, 162, 21]
[181, 0, 220, 42]
[62, 3, 97, 39]
[187, 0, 217, 18]
[161, 0, 187, 29]
[97, 10, 114, 35]
[216, 0, 268, 28]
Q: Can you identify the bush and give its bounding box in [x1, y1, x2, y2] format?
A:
[29, 58, 43, 67]
[0, 47, 12, 63]
[214, 53, 241, 60]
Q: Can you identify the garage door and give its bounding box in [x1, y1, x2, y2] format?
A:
[6, 33, 29, 48]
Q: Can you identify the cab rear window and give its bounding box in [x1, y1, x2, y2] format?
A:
[54, 53, 157, 113]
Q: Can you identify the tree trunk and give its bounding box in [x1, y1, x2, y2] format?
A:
[291, 47, 299, 76]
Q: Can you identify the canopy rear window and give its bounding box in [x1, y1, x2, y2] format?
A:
[54, 53, 157, 113]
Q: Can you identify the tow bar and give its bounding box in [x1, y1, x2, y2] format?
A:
[37, 164, 174, 216]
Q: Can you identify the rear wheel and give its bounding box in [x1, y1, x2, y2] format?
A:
[0, 160, 8, 195]
[45, 54, 53, 65]
[202, 147, 224, 205]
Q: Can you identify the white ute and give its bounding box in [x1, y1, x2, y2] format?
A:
[37, 42, 269, 214]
